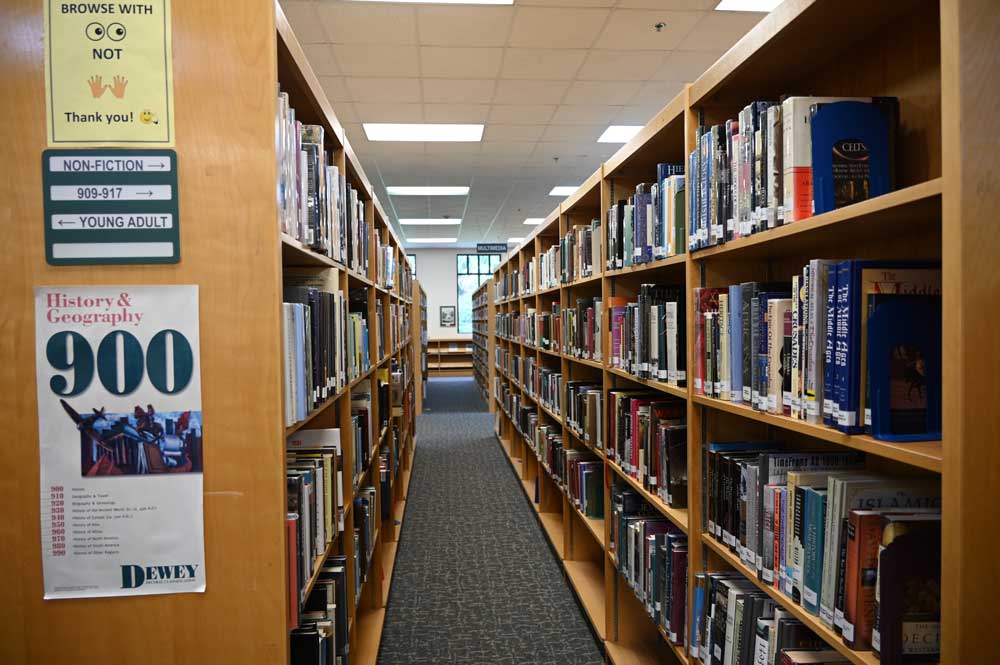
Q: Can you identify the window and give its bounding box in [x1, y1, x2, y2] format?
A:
[456, 253, 501, 333]
[406, 253, 416, 276]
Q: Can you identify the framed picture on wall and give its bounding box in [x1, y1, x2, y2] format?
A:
[440, 306, 456, 327]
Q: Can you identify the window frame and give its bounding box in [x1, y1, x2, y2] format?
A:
[456, 252, 500, 334]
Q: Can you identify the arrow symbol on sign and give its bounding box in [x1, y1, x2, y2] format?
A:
[138, 190, 154, 197]
[57, 220, 74, 227]
[149, 162, 166, 169]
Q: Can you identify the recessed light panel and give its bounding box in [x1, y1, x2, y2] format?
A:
[523, 218, 544, 226]
[597, 125, 643, 143]
[363, 123, 484, 142]
[399, 219, 462, 226]
[508, 237, 524, 243]
[387, 186, 470, 196]
[714, 0, 782, 11]
[408, 238, 457, 244]
[549, 186, 578, 196]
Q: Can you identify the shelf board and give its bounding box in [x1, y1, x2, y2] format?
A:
[605, 639, 677, 665]
[604, 252, 686, 278]
[563, 353, 603, 370]
[564, 559, 607, 640]
[284, 365, 376, 437]
[563, 272, 603, 289]
[279, 234, 373, 286]
[691, 179, 942, 263]
[351, 606, 387, 665]
[537, 400, 563, 426]
[537, 345, 561, 360]
[561, 166, 603, 215]
[655, 626, 689, 665]
[606, 367, 688, 400]
[571, 500, 605, 546]
[691, 395, 943, 472]
[703, 535, 879, 665]
[608, 461, 689, 534]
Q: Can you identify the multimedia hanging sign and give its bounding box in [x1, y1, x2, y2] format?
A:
[35, 285, 205, 599]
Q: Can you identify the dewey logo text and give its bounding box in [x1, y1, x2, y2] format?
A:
[120, 563, 198, 589]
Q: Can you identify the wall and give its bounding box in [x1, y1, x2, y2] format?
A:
[411, 248, 477, 340]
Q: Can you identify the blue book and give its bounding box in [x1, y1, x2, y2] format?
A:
[823, 264, 840, 426]
[802, 486, 828, 615]
[729, 284, 743, 402]
[867, 295, 942, 441]
[834, 261, 853, 431]
[810, 101, 893, 215]
[691, 576, 705, 657]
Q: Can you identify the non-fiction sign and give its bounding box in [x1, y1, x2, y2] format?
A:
[477, 243, 508, 253]
[43, 148, 179, 265]
[45, 0, 174, 145]
[35, 285, 205, 599]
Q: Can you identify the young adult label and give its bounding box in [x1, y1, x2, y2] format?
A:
[35, 285, 205, 599]
[42, 149, 179, 264]
[44, 0, 174, 145]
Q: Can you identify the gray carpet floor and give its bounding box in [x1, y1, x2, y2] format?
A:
[377, 376, 604, 665]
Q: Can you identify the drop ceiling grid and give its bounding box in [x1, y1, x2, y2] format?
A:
[279, 0, 763, 245]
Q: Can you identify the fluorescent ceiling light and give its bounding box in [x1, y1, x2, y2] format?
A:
[387, 186, 470, 196]
[399, 218, 462, 226]
[350, 0, 511, 4]
[508, 237, 524, 243]
[549, 186, 578, 196]
[523, 218, 544, 226]
[714, 0, 782, 11]
[363, 123, 483, 142]
[597, 125, 643, 143]
[408, 238, 457, 244]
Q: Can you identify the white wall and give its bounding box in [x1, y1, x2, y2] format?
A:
[411, 248, 471, 341]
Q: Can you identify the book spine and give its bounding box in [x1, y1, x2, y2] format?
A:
[823, 265, 838, 426]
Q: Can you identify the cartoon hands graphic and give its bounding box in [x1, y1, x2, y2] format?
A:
[109, 75, 128, 99]
[88, 75, 106, 98]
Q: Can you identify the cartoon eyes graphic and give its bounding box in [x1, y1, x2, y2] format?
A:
[85, 22, 127, 42]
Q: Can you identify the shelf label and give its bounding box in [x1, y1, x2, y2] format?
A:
[44, 0, 174, 146]
[43, 149, 179, 265]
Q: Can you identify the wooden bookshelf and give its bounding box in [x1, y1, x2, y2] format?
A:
[426, 339, 474, 376]
[486, 2, 995, 664]
[472, 279, 495, 411]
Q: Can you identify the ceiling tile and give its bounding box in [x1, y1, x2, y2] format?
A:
[540, 124, 606, 141]
[488, 104, 557, 124]
[594, 10, 704, 51]
[628, 79, 685, 105]
[562, 79, 642, 105]
[316, 3, 417, 45]
[509, 8, 611, 49]
[333, 44, 420, 77]
[353, 102, 424, 123]
[279, 1, 328, 44]
[480, 141, 538, 156]
[532, 141, 603, 159]
[302, 44, 339, 77]
[676, 11, 764, 51]
[346, 77, 422, 103]
[651, 49, 722, 81]
[492, 79, 571, 105]
[613, 103, 662, 124]
[576, 50, 669, 81]
[421, 79, 496, 104]
[501, 49, 587, 80]
[333, 102, 359, 124]
[615, 0, 717, 8]
[483, 124, 547, 142]
[420, 47, 504, 79]
[516, 0, 615, 7]
[417, 6, 514, 47]
[319, 76, 351, 103]
[422, 103, 491, 123]
[551, 104, 622, 125]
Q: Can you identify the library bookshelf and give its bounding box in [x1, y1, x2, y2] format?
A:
[488, 1, 997, 665]
[427, 339, 474, 376]
[1, 1, 417, 663]
[473, 280, 496, 412]
[414, 281, 428, 416]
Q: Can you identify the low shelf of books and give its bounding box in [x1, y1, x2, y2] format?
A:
[472, 279, 496, 411]
[414, 282, 427, 416]
[489, 2, 954, 665]
[276, 4, 416, 664]
[427, 339, 474, 376]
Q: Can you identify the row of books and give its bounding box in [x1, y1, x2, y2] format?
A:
[609, 285, 686, 386]
[564, 381, 602, 451]
[289, 554, 350, 665]
[526, 362, 561, 416]
[282, 286, 372, 426]
[564, 296, 603, 362]
[353, 485, 377, 599]
[608, 391, 687, 509]
[694, 261, 941, 441]
[349, 381, 374, 484]
[277, 91, 369, 275]
[705, 442, 941, 655]
[606, 164, 686, 270]
[691, 571, 836, 665]
[610, 482, 688, 644]
[376, 245, 395, 290]
[563, 220, 603, 284]
[388, 301, 409, 351]
[687, 96, 897, 251]
[519, 257, 536, 297]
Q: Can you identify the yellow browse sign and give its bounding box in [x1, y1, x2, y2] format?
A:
[45, 0, 174, 146]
